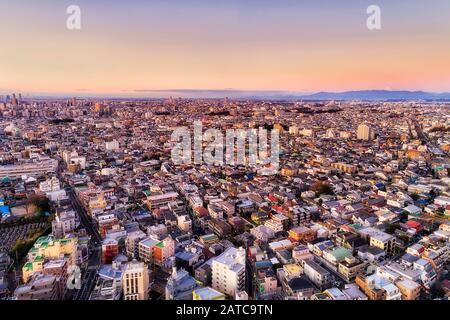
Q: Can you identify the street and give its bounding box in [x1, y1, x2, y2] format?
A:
[65, 186, 102, 300]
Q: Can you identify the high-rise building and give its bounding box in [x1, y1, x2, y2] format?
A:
[11, 93, 18, 106]
[122, 260, 149, 300]
[357, 124, 375, 141]
[211, 247, 246, 297]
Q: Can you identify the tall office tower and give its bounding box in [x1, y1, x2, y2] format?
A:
[11, 93, 18, 106]
[18, 93, 22, 102]
[122, 260, 149, 300]
[67, 97, 76, 106]
[212, 247, 246, 297]
[357, 124, 375, 141]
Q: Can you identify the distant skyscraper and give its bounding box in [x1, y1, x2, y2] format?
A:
[94, 102, 103, 112]
[11, 93, 18, 106]
[357, 124, 375, 141]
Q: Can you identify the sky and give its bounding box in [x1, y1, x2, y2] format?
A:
[1, 0, 450, 97]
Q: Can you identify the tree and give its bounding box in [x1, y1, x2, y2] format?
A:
[27, 194, 51, 215]
[410, 193, 419, 201]
[311, 181, 333, 195]
[386, 223, 400, 234]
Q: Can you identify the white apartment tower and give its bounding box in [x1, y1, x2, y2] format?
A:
[212, 247, 246, 297]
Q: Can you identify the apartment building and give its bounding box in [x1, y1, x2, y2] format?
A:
[302, 260, 331, 290]
[122, 261, 149, 300]
[211, 247, 246, 297]
[360, 227, 396, 256]
[15, 274, 59, 300]
[145, 192, 178, 210]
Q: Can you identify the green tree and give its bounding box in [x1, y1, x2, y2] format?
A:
[311, 181, 333, 195]
[386, 223, 400, 234]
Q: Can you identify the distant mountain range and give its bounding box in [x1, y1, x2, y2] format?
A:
[18, 89, 450, 101]
[293, 90, 450, 101]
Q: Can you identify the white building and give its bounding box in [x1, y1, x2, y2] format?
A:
[52, 210, 78, 238]
[264, 219, 284, 233]
[212, 247, 246, 297]
[125, 230, 147, 259]
[434, 196, 450, 207]
[39, 177, 61, 192]
[177, 215, 192, 232]
[251, 225, 275, 243]
[39, 177, 67, 202]
[105, 140, 120, 152]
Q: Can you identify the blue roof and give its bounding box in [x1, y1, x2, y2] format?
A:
[0, 206, 10, 214]
[255, 260, 272, 269]
[175, 251, 195, 261]
[98, 265, 122, 280]
[140, 238, 159, 248]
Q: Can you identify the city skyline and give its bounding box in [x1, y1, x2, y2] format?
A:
[2, 0, 450, 96]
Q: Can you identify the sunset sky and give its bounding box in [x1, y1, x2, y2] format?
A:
[1, 0, 450, 97]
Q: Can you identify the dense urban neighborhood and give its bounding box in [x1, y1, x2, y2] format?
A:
[0, 95, 449, 301]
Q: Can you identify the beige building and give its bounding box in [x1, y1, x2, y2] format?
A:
[22, 235, 77, 282]
[122, 260, 149, 300]
[357, 124, 375, 141]
[360, 227, 396, 256]
[338, 256, 367, 282]
[395, 279, 421, 300]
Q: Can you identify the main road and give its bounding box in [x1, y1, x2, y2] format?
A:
[66, 186, 102, 300]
